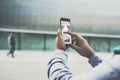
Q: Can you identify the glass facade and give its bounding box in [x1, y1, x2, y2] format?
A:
[110, 39, 120, 52]
[21, 33, 44, 50]
[46, 35, 56, 51]
[0, 31, 120, 52]
[0, 32, 9, 50]
[90, 38, 109, 52]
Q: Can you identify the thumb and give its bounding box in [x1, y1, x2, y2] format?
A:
[57, 29, 62, 38]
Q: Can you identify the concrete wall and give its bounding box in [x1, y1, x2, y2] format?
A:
[0, 0, 120, 35]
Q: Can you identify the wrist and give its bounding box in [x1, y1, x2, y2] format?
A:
[86, 53, 94, 59]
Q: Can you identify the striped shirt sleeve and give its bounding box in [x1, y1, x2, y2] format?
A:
[47, 49, 73, 80]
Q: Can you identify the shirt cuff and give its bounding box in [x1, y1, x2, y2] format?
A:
[88, 54, 102, 67]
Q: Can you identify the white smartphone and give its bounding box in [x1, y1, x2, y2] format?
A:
[60, 18, 72, 44]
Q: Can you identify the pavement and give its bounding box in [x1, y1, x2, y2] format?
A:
[0, 50, 112, 80]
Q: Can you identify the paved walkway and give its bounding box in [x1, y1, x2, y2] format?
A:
[0, 50, 112, 80]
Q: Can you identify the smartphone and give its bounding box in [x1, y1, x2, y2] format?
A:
[60, 18, 72, 44]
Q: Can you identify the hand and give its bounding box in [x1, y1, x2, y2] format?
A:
[69, 32, 95, 59]
[55, 29, 66, 51]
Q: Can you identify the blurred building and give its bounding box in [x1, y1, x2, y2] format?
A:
[0, 0, 120, 52]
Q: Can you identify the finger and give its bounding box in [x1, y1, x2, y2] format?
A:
[68, 32, 81, 41]
[70, 44, 82, 51]
[57, 28, 62, 37]
[69, 32, 85, 43]
[69, 32, 84, 39]
[68, 32, 76, 37]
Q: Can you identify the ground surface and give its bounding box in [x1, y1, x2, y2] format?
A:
[0, 50, 112, 80]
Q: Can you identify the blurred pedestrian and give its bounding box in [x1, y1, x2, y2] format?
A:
[7, 33, 16, 58]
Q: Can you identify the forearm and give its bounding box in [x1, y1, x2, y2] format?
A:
[47, 49, 73, 80]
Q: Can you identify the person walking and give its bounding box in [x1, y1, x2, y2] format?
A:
[7, 33, 16, 58]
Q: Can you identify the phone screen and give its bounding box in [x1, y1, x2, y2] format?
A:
[60, 18, 72, 44]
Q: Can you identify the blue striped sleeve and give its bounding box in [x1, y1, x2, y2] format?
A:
[47, 49, 73, 80]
